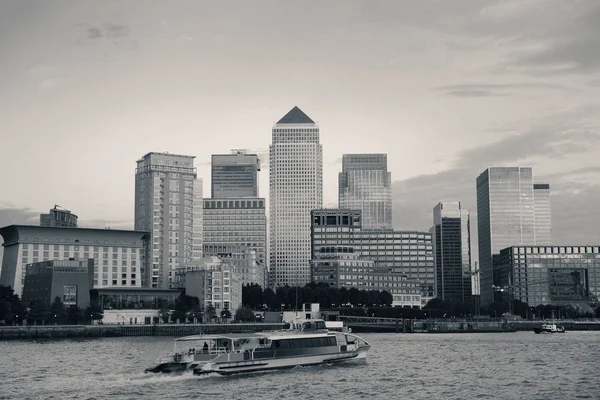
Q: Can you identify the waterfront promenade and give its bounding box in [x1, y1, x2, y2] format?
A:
[2, 318, 600, 340]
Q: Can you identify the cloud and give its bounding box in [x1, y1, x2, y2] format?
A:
[392, 107, 600, 244]
[87, 27, 103, 39]
[0, 207, 40, 227]
[39, 78, 60, 89]
[435, 82, 568, 97]
[103, 23, 130, 39]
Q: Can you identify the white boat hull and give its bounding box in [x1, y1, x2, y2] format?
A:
[194, 346, 370, 375]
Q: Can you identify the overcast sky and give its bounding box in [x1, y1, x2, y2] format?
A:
[1, 0, 599, 247]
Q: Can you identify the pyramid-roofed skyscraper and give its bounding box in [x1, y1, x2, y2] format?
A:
[269, 106, 323, 287]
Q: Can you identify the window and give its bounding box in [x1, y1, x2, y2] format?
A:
[63, 285, 77, 306]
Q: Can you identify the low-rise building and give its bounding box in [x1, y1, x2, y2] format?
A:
[495, 245, 600, 306]
[312, 252, 422, 308]
[203, 244, 266, 288]
[21, 259, 94, 309]
[176, 257, 242, 314]
[0, 225, 150, 296]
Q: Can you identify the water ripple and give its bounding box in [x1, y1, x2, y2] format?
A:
[1, 332, 599, 399]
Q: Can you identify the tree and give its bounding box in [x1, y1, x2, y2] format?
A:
[349, 288, 360, 306]
[379, 291, 393, 307]
[596, 306, 600, 318]
[220, 308, 232, 323]
[235, 306, 256, 322]
[50, 297, 66, 325]
[205, 304, 217, 322]
[28, 298, 50, 325]
[263, 288, 275, 310]
[66, 306, 83, 325]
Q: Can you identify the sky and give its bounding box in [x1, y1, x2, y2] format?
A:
[1, 0, 599, 250]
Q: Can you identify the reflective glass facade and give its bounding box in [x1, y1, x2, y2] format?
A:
[534, 183, 552, 245]
[338, 154, 392, 230]
[211, 151, 260, 198]
[477, 167, 544, 306]
[496, 246, 600, 306]
[432, 201, 472, 303]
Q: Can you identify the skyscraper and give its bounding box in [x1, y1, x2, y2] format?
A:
[431, 201, 472, 304]
[134, 152, 203, 289]
[211, 150, 260, 198]
[339, 154, 392, 229]
[270, 106, 323, 287]
[534, 183, 552, 245]
[476, 167, 552, 307]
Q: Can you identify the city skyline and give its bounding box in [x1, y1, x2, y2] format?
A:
[1, 1, 599, 247]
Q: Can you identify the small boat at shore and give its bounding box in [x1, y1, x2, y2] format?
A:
[145, 318, 370, 375]
[533, 323, 566, 334]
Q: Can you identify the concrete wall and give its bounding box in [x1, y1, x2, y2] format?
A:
[102, 309, 160, 325]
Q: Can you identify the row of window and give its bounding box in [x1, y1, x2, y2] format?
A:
[271, 336, 336, 349]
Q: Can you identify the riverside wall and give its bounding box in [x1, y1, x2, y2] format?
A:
[0, 323, 287, 341]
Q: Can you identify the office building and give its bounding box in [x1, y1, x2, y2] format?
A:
[534, 183, 552, 245]
[176, 256, 241, 314]
[211, 150, 260, 198]
[134, 152, 203, 289]
[476, 167, 552, 307]
[339, 154, 392, 229]
[270, 106, 323, 287]
[40, 205, 78, 228]
[21, 259, 94, 309]
[431, 201, 472, 304]
[204, 244, 267, 288]
[312, 252, 422, 307]
[311, 209, 435, 306]
[202, 198, 267, 276]
[0, 225, 149, 296]
[495, 245, 600, 307]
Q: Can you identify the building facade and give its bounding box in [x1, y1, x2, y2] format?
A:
[40, 205, 78, 228]
[21, 259, 94, 309]
[311, 209, 435, 306]
[0, 225, 149, 296]
[202, 198, 267, 274]
[270, 106, 323, 287]
[495, 245, 600, 307]
[534, 183, 552, 245]
[338, 154, 392, 230]
[312, 252, 422, 308]
[134, 152, 203, 289]
[476, 167, 552, 307]
[431, 201, 472, 304]
[211, 150, 260, 198]
[204, 244, 267, 288]
[179, 257, 242, 314]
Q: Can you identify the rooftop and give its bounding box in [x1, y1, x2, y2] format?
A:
[276, 106, 315, 124]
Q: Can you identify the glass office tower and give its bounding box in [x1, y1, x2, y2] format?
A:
[339, 154, 392, 230]
[431, 201, 472, 304]
[477, 167, 553, 307]
[211, 150, 260, 198]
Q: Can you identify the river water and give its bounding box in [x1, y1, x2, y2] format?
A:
[1, 331, 598, 400]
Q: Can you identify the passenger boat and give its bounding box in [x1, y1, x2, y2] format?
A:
[533, 323, 566, 334]
[145, 318, 370, 375]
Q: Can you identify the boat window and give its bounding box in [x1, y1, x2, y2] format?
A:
[279, 340, 290, 349]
